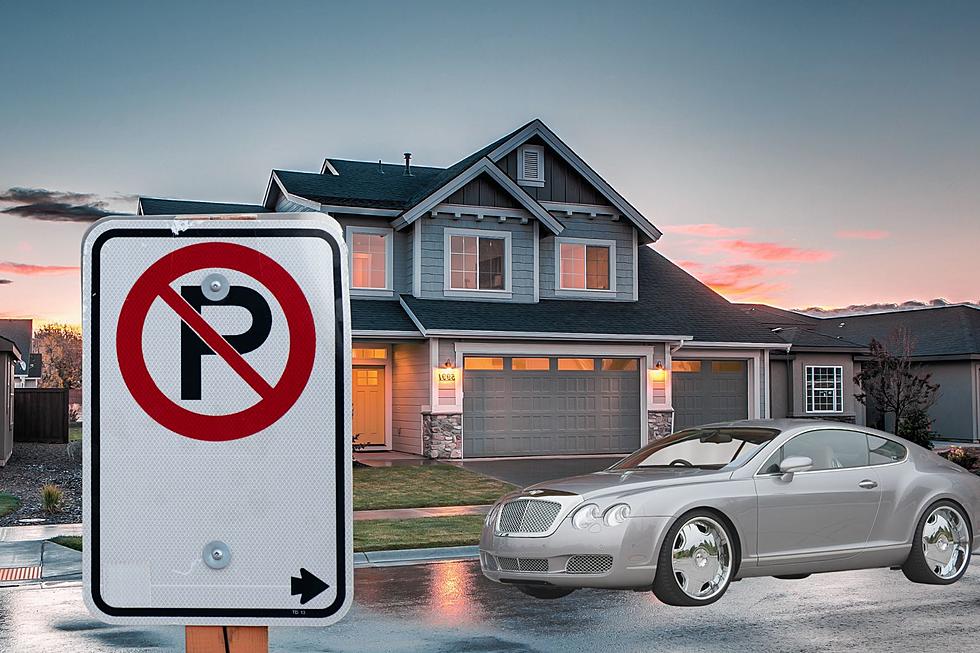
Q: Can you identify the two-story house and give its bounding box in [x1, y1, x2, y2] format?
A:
[138, 119, 788, 458]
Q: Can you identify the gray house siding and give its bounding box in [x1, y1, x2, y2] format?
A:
[417, 214, 536, 303]
[446, 174, 519, 208]
[390, 341, 429, 454]
[539, 214, 636, 301]
[916, 362, 976, 440]
[496, 140, 604, 204]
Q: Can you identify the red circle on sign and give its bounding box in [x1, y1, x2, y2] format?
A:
[116, 242, 316, 441]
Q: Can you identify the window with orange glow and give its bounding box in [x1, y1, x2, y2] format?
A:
[602, 358, 638, 371]
[711, 361, 745, 373]
[464, 357, 504, 370]
[351, 231, 388, 289]
[353, 347, 387, 360]
[673, 360, 701, 373]
[558, 358, 595, 371]
[512, 357, 550, 371]
[559, 242, 610, 290]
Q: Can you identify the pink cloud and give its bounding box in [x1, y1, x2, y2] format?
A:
[663, 223, 752, 238]
[0, 261, 79, 276]
[835, 229, 890, 240]
[677, 261, 789, 301]
[715, 240, 835, 262]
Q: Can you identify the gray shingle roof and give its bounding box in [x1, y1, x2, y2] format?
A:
[351, 300, 420, 333]
[739, 303, 820, 326]
[400, 247, 784, 343]
[828, 306, 980, 358]
[139, 198, 269, 215]
[0, 319, 31, 370]
[770, 326, 867, 350]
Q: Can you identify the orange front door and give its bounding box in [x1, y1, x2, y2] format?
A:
[353, 366, 386, 446]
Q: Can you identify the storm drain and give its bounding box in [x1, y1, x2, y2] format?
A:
[0, 566, 42, 582]
[495, 557, 549, 573]
[566, 555, 614, 574]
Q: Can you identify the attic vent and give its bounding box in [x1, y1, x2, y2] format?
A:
[517, 144, 545, 187]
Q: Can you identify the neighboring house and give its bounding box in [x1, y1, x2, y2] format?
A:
[138, 118, 791, 459]
[742, 303, 980, 442]
[0, 319, 40, 388]
[0, 335, 21, 465]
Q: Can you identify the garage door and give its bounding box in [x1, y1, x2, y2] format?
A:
[462, 356, 641, 457]
[672, 359, 748, 430]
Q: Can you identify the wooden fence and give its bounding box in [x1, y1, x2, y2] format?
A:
[14, 388, 69, 444]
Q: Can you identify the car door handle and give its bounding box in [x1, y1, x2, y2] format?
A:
[858, 479, 878, 489]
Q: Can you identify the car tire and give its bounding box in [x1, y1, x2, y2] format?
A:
[902, 500, 972, 585]
[516, 584, 575, 600]
[773, 574, 810, 580]
[652, 509, 736, 607]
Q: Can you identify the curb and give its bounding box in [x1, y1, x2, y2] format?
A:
[354, 545, 479, 568]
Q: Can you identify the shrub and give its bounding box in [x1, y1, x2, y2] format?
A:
[40, 484, 63, 514]
[897, 407, 935, 449]
[938, 446, 980, 471]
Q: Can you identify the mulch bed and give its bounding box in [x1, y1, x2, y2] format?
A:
[0, 443, 82, 526]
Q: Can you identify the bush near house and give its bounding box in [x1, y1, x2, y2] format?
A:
[937, 447, 980, 473]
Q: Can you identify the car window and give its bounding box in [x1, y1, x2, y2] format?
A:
[612, 428, 778, 470]
[760, 429, 870, 473]
[868, 435, 907, 464]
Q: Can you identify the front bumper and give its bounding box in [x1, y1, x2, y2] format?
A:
[480, 515, 671, 589]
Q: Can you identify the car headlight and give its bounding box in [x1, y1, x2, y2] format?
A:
[571, 503, 602, 530]
[603, 503, 631, 527]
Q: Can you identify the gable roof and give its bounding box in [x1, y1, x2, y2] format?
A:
[139, 197, 269, 215]
[269, 163, 444, 211]
[399, 246, 785, 345]
[0, 319, 30, 371]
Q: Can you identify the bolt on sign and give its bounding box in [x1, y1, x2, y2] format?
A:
[81, 214, 353, 627]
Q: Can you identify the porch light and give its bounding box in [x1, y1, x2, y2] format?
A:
[443, 359, 454, 369]
[651, 360, 667, 382]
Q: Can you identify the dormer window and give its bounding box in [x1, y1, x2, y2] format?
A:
[556, 237, 616, 293]
[517, 144, 545, 187]
[347, 226, 393, 294]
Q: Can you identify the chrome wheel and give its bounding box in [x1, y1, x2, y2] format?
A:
[670, 516, 732, 600]
[922, 506, 970, 580]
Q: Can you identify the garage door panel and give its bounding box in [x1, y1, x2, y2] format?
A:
[463, 356, 641, 457]
[673, 359, 748, 430]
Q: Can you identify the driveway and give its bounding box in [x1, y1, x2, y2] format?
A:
[3, 561, 980, 652]
[453, 456, 617, 488]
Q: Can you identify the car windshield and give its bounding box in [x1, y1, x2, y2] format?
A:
[610, 428, 780, 471]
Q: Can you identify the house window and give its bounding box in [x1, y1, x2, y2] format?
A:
[348, 227, 392, 291]
[353, 347, 387, 360]
[602, 359, 638, 371]
[557, 239, 615, 292]
[517, 144, 545, 187]
[558, 358, 595, 371]
[673, 361, 701, 373]
[805, 365, 844, 413]
[465, 357, 504, 370]
[445, 229, 511, 293]
[512, 357, 550, 371]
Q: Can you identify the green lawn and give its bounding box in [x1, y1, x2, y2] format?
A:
[50, 536, 82, 551]
[353, 463, 515, 511]
[49, 517, 484, 554]
[68, 425, 82, 442]
[353, 516, 484, 552]
[0, 493, 20, 518]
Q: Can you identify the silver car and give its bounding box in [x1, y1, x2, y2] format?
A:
[480, 420, 980, 606]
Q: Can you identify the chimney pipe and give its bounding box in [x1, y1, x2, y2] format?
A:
[403, 152, 412, 176]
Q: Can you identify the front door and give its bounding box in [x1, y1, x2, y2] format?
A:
[353, 366, 386, 447]
[754, 428, 881, 562]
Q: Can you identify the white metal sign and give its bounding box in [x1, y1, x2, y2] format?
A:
[81, 214, 352, 626]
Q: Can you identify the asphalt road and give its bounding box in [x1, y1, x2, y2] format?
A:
[3, 561, 980, 652]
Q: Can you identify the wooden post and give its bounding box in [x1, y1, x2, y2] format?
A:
[186, 626, 268, 653]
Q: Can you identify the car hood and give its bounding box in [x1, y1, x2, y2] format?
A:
[521, 467, 732, 500]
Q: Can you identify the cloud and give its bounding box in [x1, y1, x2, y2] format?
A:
[835, 229, 890, 240]
[0, 279, 11, 285]
[0, 187, 134, 222]
[678, 261, 788, 300]
[714, 239, 835, 262]
[663, 223, 752, 238]
[797, 298, 978, 317]
[0, 261, 79, 276]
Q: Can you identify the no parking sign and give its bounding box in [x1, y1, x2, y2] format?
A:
[81, 214, 352, 626]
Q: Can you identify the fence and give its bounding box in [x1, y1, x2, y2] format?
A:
[14, 388, 69, 443]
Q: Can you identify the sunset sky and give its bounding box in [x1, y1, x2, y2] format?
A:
[1, 1, 977, 325]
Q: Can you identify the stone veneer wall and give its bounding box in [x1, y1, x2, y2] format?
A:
[648, 410, 674, 441]
[422, 412, 462, 459]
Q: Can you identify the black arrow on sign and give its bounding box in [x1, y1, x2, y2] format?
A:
[291, 568, 329, 605]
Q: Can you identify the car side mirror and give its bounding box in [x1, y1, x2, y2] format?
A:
[778, 456, 813, 480]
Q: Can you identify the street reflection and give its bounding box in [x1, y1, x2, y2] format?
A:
[426, 561, 483, 625]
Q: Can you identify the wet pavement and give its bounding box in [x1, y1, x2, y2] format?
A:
[3, 560, 980, 652]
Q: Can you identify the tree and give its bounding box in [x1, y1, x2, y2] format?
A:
[854, 327, 940, 447]
[32, 323, 82, 389]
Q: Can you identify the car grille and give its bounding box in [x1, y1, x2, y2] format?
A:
[566, 554, 614, 574]
[495, 557, 549, 573]
[497, 499, 562, 534]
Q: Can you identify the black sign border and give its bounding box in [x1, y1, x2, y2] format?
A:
[89, 227, 348, 619]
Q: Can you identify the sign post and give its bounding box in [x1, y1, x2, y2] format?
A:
[81, 214, 353, 647]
